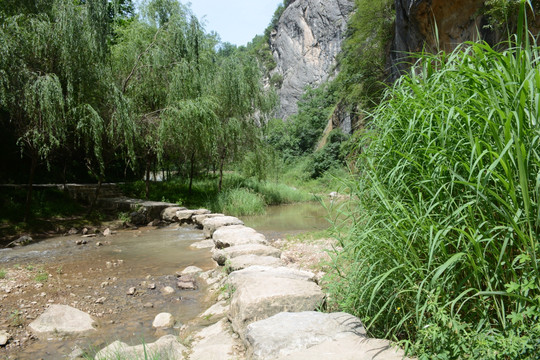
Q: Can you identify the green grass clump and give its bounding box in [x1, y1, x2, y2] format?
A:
[214, 188, 266, 216]
[0, 268, 7, 279]
[328, 9, 540, 359]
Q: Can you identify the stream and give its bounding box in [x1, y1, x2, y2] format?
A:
[0, 202, 329, 359]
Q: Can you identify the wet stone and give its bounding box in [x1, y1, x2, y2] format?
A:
[127, 287, 136, 296]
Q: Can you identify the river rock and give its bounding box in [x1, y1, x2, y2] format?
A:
[227, 266, 317, 288]
[213, 244, 282, 265]
[277, 335, 413, 360]
[0, 330, 10, 346]
[161, 286, 175, 295]
[152, 313, 175, 329]
[29, 304, 95, 334]
[161, 207, 187, 222]
[177, 275, 197, 290]
[180, 266, 203, 276]
[202, 216, 244, 238]
[95, 334, 186, 360]
[245, 312, 365, 359]
[127, 287, 136, 295]
[189, 319, 243, 360]
[175, 209, 195, 223]
[212, 225, 266, 248]
[227, 255, 284, 273]
[103, 228, 111, 236]
[193, 213, 224, 228]
[7, 235, 33, 247]
[229, 276, 324, 339]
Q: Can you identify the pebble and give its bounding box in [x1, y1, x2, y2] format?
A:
[127, 287, 136, 295]
[95, 297, 106, 304]
[75, 239, 87, 245]
[103, 228, 111, 236]
[147, 283, 156, 290]
[101, 282, 109, 288]
[161, 286, 174, 295]
[96, 242, 103, 246]
[143, 302, 154, 308]
[0, 330, 10, 346]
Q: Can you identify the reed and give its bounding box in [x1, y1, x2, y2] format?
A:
[329, 2, 540, 357]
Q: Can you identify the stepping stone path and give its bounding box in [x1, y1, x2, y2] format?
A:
[92, 205, 413, 360]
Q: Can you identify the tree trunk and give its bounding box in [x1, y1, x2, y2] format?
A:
[218, 150, 226, 192]
[145, 156, 151, 200]
[88, 177, 103, 214]
[189, 151, 196, 193]
[152, 159, 157, 182]
[24, 155, 37, 222]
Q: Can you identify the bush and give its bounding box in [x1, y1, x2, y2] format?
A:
[328, 20, 540, 359]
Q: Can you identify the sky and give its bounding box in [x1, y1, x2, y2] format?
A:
[186, 0, 284, 46]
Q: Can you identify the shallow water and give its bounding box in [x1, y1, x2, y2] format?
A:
[0, 225, 215, 359]
[243, 201, 330, 240]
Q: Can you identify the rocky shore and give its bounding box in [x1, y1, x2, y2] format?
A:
[1, 198, 413, 359]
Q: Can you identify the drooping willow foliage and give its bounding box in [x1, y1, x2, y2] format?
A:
[0, 0, 276, 214]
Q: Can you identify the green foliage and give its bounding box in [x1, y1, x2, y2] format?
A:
[328, 10, 540, 358]
[214, 188, 266, 216]
[308, 129, 348, 179]
[334, 0, 394, 108]
[266, 83, 337, 159]
[34, 270, 49, 283]
[0, 268, 6, 279]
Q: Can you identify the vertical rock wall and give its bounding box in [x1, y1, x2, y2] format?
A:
[270, 0, 355, 119]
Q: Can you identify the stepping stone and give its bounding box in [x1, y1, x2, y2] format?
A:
[189, 319, 243, 360]
[202, 217, 244, 238]
[193, 213, 224, 228]
[212, 225, 266, 249]
[161, 207, 188, 222]
[212, 244, 281, 266]
[229, 276, 324, 340]
[277, 335, 413, 360]
[227, 255, 284, 273]
[245, 311, 365, 359]
[227, 266, 317, 288]
[95, 335, 186, 360]
[29, 305, 95, 334]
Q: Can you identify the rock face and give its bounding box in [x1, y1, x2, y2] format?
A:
[391, 0, 498, 79]
[270, 0, 355, 119]
[29, 305, 95, 334]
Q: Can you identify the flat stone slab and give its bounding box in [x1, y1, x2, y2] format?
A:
[188, 319, 244, 360]
[29, 305, 95, 334]
[161, 206, 188, 222]
[212, 225, 267, 248]
[277, 335, 413, 360]
[227, 266, 317, 289]
[203, 217, 244, 238]
[246, 312, 365, 359]
[229, 276, 324, 339]
[213, 244, 281, 266]
[95, 335, 186, 360]
[181, 266, 204, 276]
[98, 197, 177, 222]
[193, 213, 224, 228]
[227, 255, 284, 273]
[200, 301, 230, 322]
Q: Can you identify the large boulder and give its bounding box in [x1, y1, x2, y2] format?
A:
[212, 244, 282, 266]
[94, 335, 186, 360]
[29, 305, 95, 334]
[277, 335, 413, 360]
[245, 312, 365, 359]
[227, 255, 284, 273]
[188, 319, 243, 360]
[212, 225, 266, 248]
[202, 217, 244, 238]
[227, 266, 317, 289]
[229, 276, 324, 339]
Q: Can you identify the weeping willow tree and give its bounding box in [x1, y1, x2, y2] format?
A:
[0, 0, 136, 219]
[213, 55, 276, 191]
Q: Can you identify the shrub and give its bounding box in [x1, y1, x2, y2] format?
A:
[328, 10, 540, 358]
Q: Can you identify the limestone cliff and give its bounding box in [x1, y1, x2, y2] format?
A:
[269, 0, 355, 119]
[390, 0, 501, 79]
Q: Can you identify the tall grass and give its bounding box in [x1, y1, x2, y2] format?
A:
[328, 4, 540, 358]
[214, 188, 266, 216]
